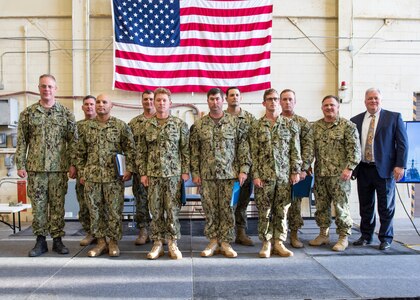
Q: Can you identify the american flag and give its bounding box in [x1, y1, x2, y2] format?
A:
[112, 0, 272, 93]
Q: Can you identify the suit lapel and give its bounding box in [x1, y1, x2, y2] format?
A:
[375, 109, 386, 136]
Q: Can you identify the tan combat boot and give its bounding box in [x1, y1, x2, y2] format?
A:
[109, 239, 120, 257]
[168, 240, 182, 259]
[134, 228, 150, 245]
[147, 240, 164, 260]
[87, 238, 108, 257]
[332, 235, 348, 252]
[235, 227, 254, 246]
[290, 230, 303, 248]
[200, 239, 220, 257]
[309, 227, 330, 246]
[80, 234, 96, 246]
[259, 240, 271, 258]
[273, 239, 294, 257]
[220, 242, 238, 258]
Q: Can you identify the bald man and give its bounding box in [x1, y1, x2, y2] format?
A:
[76, 94, 135, 257]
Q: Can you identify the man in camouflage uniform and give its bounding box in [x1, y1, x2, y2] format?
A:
[137, 88, 190, 260]
[251, 88, 302, 258]
[309, 95, 361, 251]
[225, 87, 256, 247]
[279, 89, 314, 248]
[76, 94, 135, 257]
[16, 74, 77, 257]
[128, 90, 155, 245]
[74, 95, 97, 246]
[190, 87, 251, 258]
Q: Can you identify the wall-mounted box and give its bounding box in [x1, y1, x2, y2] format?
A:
[0, 98, 18, 127]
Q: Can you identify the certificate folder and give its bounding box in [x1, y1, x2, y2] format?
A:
[230, 181, 241, 207]
[114, 153, 126, 177]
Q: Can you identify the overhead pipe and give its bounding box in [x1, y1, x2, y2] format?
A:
[0, 91, 201, 117]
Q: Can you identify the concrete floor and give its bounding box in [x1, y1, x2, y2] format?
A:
[0, 218, 419, 300]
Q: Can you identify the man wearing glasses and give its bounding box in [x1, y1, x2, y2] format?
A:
[16, 74, 77, 257]
[251, 88, 302, 258]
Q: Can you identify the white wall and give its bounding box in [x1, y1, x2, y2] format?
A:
[0, 0, 419, 220]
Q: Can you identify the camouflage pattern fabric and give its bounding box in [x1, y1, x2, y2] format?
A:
[313, 176, 353, 235]
[27, 172, 68, 238]
[251, 115, 302, 242]
[235, 176, 253, 230]
[16, 101, 77, 238]
[84, 180, 125, 240]
[75, 116, 135, 182]
[75, 179, 90, 233]
[225, 109, 256, 230]
[287, 198, 304, 230]
[129, 114, 151, 230]
[201, 179, 236, 242]
[148, 176, 182, 241]
[313, 117, 361, 235]
[74, 119, 92, 233]
[76, 116, 135, 240]
[132, 173, 150, 229]
[312, 117, 360, 177]
[136, 115, 189, 240]
[16, 101, 77, 172]
[137, 115, 190, 177]
[250, 115, 301, 181]
[287, 114, 314, 230]
[254, 179, 291, 242]
[190, 112, 251, 180]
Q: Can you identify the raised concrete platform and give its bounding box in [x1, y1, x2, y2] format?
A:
[0, 219, 419, 299]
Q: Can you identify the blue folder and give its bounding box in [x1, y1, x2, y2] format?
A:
[230, 181, 241, 207]
[292, 175, 314, 198]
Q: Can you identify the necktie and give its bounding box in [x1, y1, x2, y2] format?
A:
[364, 115, 375, 162]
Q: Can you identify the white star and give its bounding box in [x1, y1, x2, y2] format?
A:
[140, 38, 143, 42]
[129, 36, 134, 40]
[119, 35, 123, 39]
[122, 2, 126, 6]
[117, 6, 122, 10]
[150, 40, 154, 44]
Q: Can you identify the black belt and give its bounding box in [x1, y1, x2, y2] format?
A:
[361, 161, 376, 167]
